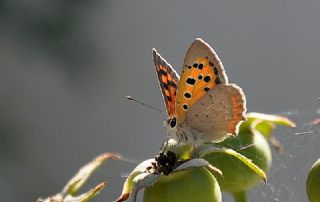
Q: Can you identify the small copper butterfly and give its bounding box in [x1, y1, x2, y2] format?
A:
[153, 38, 247, 145]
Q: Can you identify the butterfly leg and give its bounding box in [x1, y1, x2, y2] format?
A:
[159, 138, 180, 152]
[159, 138, 169, 152]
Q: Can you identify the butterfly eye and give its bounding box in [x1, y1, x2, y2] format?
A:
[169, 117, 177, 128]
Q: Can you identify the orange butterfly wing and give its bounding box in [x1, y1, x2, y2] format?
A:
[176, 38, 228, 123]
[153, 49, 179, 117]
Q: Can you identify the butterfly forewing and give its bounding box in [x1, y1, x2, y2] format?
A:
[176, 38, 228, 123]
[153, 49, 180, 117]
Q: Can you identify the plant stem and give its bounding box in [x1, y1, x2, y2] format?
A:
[232, 191, 248, 202]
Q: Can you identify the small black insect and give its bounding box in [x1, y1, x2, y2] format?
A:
[149, 151, 180, 175]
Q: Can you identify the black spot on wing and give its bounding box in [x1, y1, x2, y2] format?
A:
[168, 81, 177, 89]
[213, 67, 219, 75]
[160, 69, 167, 76]
[215, 77, 222, 84]
[184, 92, 191, 99]
[198, 63, 204, 69]
[186, 78, 196, 85]
[162, 82, 169, 90]
[204, 76, 211, 82]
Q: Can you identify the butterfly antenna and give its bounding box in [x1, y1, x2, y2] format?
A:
[126, 96, 166, 116]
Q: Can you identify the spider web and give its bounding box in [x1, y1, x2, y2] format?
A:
[109, 98, 320, 202]
[223, 98, 320, 202]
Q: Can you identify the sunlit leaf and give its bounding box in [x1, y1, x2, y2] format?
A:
[195, 144, 267, 184]
[240, 113, 296, 151]
[254, 121, 274, 139]
[63, 182, 107, 202]
[36, 194, 62, 202]
[62, 152, 121, 196]
[116, 159, 155, 202]
[247, 112, 296, 127]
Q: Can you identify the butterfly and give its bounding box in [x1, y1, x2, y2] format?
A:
[153, 38, 247, 146]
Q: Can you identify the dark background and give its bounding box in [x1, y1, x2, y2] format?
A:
[1, 0, 320, 201]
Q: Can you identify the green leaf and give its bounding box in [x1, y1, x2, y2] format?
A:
[241, 113, 296, 151]
[254, 121, 274, 139]
[306, 158, 320, 202]
[38, 152, 121, 202]
[62, 152, 122, 196]
[195, 144, 267, 184]
[63, 182, 107, 202]
[116, 159, 155, 202]
[247, 112, 296, 134]
[247, 112, 296, 127]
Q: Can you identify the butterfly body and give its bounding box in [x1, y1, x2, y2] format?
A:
[153, 38, 247, 147]
[164, 117, 206, 146]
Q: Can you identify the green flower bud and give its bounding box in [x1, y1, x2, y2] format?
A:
[143, 167, 221, 202]
[205, 129, 271, 194]
[306, 158, 320, 202]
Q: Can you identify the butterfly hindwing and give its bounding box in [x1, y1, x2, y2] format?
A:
[153, 49, 180, 117]
[185, 84, 247, 142]
[176, 38, 228, 123]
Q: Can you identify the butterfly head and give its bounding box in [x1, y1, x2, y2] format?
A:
[164, 117, 178, 138]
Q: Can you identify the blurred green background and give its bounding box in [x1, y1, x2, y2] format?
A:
[0, 0, 320, 201]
